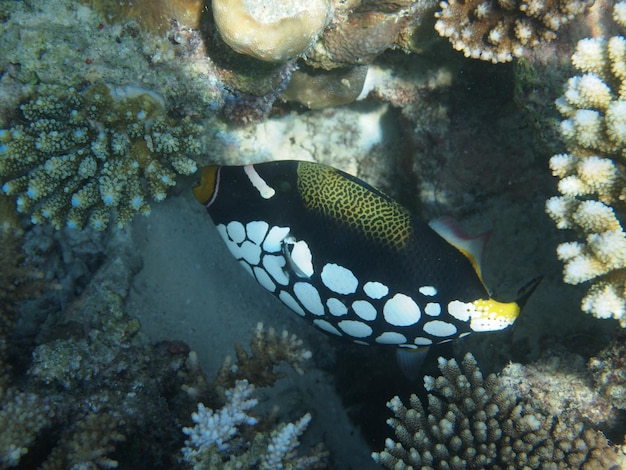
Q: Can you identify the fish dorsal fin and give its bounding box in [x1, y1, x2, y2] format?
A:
[428, 216, 491, 283]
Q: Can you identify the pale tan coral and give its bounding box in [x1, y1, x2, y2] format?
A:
[546, 1, 626, 326]
[212, 0, 332, 62]
[434, 0, 593, 63]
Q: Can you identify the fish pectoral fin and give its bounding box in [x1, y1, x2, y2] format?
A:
[395, 347, 430, 381]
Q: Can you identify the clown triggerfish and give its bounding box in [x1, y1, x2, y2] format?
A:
[193, 160, 540, 352]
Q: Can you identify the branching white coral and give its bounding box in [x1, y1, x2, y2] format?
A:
[181, 377, 326, 469]
[182, 379, 258, 457]
[546, 0, 626, 326]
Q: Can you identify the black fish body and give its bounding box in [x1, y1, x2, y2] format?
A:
[194, 160, 526, 349]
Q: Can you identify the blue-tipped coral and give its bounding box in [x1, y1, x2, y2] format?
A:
[0, 83, 202, 230]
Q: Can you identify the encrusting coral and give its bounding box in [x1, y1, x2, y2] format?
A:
[545, 1, 626, 326]
[0, 82, 201, 231]
[434, 0, 593, 63]
[372, 353, 626, 469]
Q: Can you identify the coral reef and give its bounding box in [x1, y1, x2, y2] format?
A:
[434, 0, 593, 63]
[0, 228, 187, 469]
[181, 379, 326, 469]
[545, 1, 626, 325]
[0, 218, 326, 469]
[209, 0, 439, 112]
[177, 320, 327, 469]
[372, 353, 626, 469]
[0, 83, 201, 230]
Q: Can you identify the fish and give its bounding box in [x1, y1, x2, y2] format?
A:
[193, 160, 540, 353]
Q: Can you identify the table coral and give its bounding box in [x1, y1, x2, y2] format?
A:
[434, 0, 593, 63]
[545, 1, 626, 326]
[372, 353, 626, 469]
[0, 83, 201, 231]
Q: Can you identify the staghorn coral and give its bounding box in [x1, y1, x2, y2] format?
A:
[181, 379, 327, 470]
[545, 1, 626, 326]
[0, 82, 201, 231]
[372, 353, 626, 469]
[434, 0, 593, 63]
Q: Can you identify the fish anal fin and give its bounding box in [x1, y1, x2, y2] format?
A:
[396, 347, 430, 381]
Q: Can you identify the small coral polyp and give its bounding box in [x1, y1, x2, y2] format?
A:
[212, 0, 331, 63]
[0, 83, 201, 231]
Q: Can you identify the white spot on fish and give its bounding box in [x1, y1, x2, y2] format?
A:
[240, 240, 261, 265]
[448, 300, 472, 322]
[383, 293, 421, 326]
[246, 220, 269, 245]
[413, 337, 433, 346]
[226, 221, 246, 243]
[352, 300, 377, 321]
[327, 298, 348, 317]
[293, 282, 324, 316]
[423, 320, 457, 337]
[321, 263, 358, 295]
[375, 332, 407, 345]
[424, 302, 441, 316]
[262, 226, 290, 253]
[418, 286, 437, 296]
[253, 267, 275, 292]
[363, 281, 389, 299]
[279, 290, 305, 317]
[313, 319, 342, 336]
[338, 320, 373, 338]
[262, 255, 288, 285]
